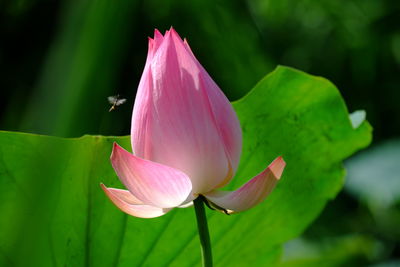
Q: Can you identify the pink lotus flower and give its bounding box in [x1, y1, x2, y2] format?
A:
[101, 28, 285, 218]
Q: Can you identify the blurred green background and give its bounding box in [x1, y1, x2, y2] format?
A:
[0, 0, 399, 266]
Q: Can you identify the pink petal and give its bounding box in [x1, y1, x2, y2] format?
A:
[153, 29, 164, 50]
[143, 29, 165, 70]
[183, 38, 195, 57]
[131, 28, 241, 193]
[145, 37, 154, 66]
[204, 157, 286, 214]
[111, 143, 193, 208]
[179, 29, 242, 179]
[101, 184, 170, 218]
[198, 63, 242, 179]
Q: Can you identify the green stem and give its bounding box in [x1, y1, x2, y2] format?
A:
[193, 196, 213, 267]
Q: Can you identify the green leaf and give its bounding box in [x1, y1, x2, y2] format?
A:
[0, 66, 371, 266]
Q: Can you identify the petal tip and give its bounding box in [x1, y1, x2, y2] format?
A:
[269, 156, 286, 179]
[100, 183, 111, 196]
[110, 142, 120, 160]
[110, 143, 131, 166]
[148, 36, 154, 46]
[154, 28, 162, 37]
[168, 27, 183, 42]
[169, 26, 177, 34]
[100, 183, 110, 194]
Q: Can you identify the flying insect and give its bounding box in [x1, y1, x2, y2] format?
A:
[108, 95, 126, 112]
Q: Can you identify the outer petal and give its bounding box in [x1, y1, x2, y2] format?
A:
[111, 143, 193, 208]
[101, 184, 170, 218]
[182, 31, 242, 179]
[204, 157, 286, 214]
[131, 28, 241, 193]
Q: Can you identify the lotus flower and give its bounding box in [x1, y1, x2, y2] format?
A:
[101, 28, 286, 218]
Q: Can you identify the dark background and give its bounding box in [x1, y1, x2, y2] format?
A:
[1, 0, 399, 265]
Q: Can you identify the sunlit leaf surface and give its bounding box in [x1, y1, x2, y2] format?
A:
[0, 66, 371, 266]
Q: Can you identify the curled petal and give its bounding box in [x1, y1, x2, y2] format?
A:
[101, 184, 170, 218]
[111, 143, 193, 208]
[204, 157, 286, 214]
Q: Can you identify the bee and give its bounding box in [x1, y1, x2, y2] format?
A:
[108, 95, 127, 112]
